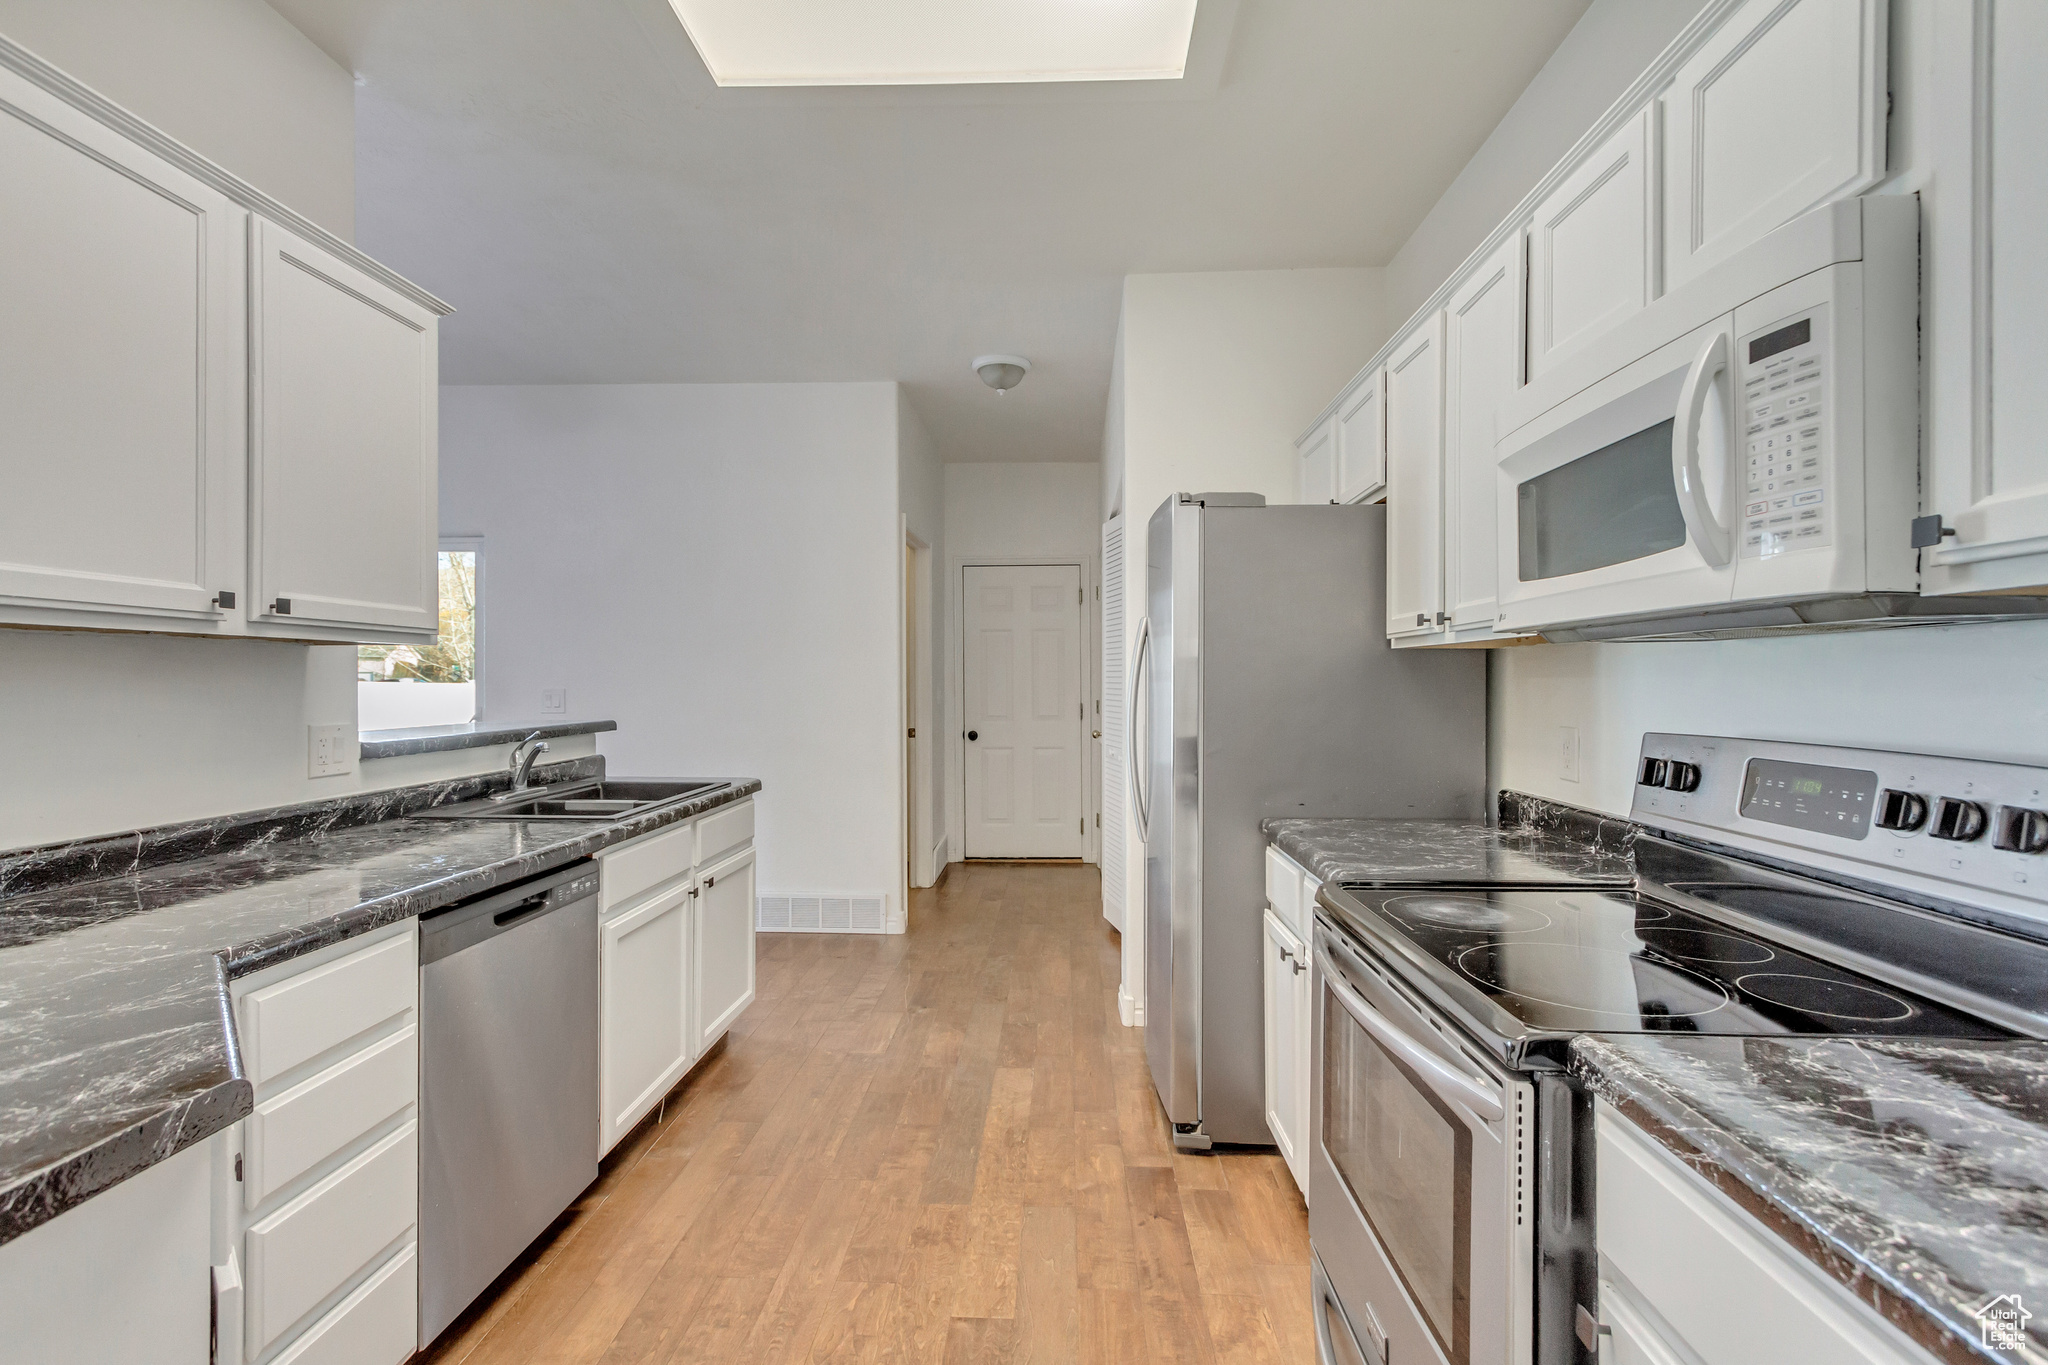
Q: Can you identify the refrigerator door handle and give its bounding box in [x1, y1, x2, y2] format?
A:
[1128, 615, 1151, 831]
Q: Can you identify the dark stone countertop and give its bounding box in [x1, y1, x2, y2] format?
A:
[1571, 1035, 2048, 1365]
[0, 764, 758, 1245]
[357, 718, 617, 761]
[1262, 792, 1636, 888]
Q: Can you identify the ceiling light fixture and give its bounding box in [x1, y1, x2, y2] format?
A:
[667, 0, 1200, 88]
[974, 354, 1031, 394]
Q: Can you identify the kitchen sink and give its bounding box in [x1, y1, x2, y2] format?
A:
[417, 778, 727, 822]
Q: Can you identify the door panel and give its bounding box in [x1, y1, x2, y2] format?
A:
[694, 847, 756, 1053]
[1298, 415, 1337, 504]
[1444, 236, 1526, 632]
[964, 564, 1084, 858]
[599, 883, 691, 1154]
[1529, 108, 1652, 380]
[1335, 371, 1386, 504]
[1385, 319, 1446, 638]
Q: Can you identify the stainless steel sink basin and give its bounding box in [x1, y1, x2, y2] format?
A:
[417, 778, 727, 822]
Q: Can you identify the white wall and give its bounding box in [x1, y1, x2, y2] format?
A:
[0, 0, 386, 851]
[0, 0, 355, 240]
[440, 382, 906, 919]
[1381, 0, 1703, 325]
[943, 462, 1105, 868]
[899, 393, 947, 884]
[1104, 266, 1388, 1018]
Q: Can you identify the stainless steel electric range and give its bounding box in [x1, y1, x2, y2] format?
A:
[1309, 735, 2048, 1365]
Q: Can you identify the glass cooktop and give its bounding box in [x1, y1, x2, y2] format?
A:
[1337, 886, 2009, 1041]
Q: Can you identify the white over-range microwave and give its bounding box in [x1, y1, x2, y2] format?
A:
[1493, 196, 2042, 642]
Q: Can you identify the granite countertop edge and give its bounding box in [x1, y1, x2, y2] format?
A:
[0, 776, 759, 1246]
[357, 718, 618, 761]
[1569, 1038, 2015, 1365]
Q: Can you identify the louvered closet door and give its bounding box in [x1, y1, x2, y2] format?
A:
[964, 564, 1084, 859]
[1100, 520, 1126, 927]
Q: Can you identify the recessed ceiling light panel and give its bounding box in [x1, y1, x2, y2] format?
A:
[668, 0, 1200, 87]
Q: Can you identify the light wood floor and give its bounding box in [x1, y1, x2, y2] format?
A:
[418, 861, 1313, 1364]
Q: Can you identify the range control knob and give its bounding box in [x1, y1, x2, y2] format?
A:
[1930, 797, 1989, 843]
[1994, 807, 2048, 854]
[1875, 789, 1929, 832]
[1663, 761, 1701, 793]
[1638, 757, 1669, 787]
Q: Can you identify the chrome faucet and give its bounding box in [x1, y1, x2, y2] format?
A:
[504, 732, 550, 796]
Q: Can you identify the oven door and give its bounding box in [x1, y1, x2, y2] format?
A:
[1310, 923, 1531, 1365]
[1496, 312, 1739, 633]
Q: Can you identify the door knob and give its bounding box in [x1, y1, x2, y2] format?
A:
[1092, 730, 1101, 739]
[967, 731, 979, 741]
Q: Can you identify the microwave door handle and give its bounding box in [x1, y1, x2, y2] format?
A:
[1673, 330, 1733, 568]
[1318, 948, 1505, 1123]
[1128, 616, 1151, 831]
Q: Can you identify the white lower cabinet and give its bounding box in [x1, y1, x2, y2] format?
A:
[222, 921, 419, 1365]
[597, 799, 758, 1155]
[600, 876, 696, 1155]
[695, 844, 758, 1054]
[1262, 909, 1311, 1197]
[1594, 1102, 1936, 1365]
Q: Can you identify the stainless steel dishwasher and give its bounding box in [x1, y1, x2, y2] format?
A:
[418, 860, 600, 1348]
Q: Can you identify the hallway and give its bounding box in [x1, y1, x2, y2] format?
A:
[421, 861, 1313, 1364]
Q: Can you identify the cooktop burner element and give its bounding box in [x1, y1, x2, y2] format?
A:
[1326, 884, 2009, 1047]
[1733, 972, 1917, 1022]
[1380, 894, 1554, 934]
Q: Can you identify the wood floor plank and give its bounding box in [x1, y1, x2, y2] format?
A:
[423, 864, 1312, 1365]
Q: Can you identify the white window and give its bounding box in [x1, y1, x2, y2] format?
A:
[357, 539, 482, 731]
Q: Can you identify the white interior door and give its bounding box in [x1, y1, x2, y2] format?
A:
[963, 564, 1084, 859]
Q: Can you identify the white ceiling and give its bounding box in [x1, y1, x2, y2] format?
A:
[271, 0, 1589, 462]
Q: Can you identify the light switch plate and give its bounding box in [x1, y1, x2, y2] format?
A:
[1558, 725, 1581, 783]
[308, 724, 354, 778]
[540, 689, 567, 714]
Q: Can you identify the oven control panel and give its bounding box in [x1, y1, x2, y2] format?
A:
[1739, 309, 1831, 561]
[1632, 733, 2048, 929]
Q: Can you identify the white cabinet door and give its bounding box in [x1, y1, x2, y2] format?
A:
[1335, 370, 1386, 504]
[1443, 236, 1526, 633]
[0, 63, 244, 627]
[1661, 0, 1887, 293]
[1528, 108, 1652, 380]
[1924, 1, 2048, 595]
[694, 845, 756, 1054]
[1261, 910, 1309, 1196]
[1385, 320, 1447, 638]
[599, 880, 694, 1155]
[1297, 413, 1337, 505]
[249, 217, 439, 638]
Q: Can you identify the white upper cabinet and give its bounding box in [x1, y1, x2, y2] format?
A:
[1334, 369, 1387, 503]
[1923, 1, 2048, 595]
[1297, 411, 1337, 505]
[1661, 0, 1888, 294]
[1527, 107, 1653, 381]
[0, 62, 245, 627]
[1384, 317, 1446, 638]
[250, 220, 441, 637]
[1442, 236, 1527, 634]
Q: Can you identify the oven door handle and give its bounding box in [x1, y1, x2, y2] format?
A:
[1319, 948, 1505, 1123]
[1672, 328, 1732, 568]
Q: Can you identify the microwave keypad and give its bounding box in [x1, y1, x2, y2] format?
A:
[1741, 325, 1827, 560]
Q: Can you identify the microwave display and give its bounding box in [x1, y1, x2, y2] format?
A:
[1517, 418, 1687, 581]
[1748, 318, 1812, 364]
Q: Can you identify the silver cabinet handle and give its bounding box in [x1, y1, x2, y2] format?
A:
[1319, 947, 1504, 1122]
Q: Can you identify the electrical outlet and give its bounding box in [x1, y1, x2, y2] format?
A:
[1558, 725, 1581, 783]
[540, 688, 567, 714]
[308, 723, 354, 778]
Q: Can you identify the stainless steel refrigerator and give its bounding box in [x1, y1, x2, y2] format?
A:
[1137, 494, 1485, 1149]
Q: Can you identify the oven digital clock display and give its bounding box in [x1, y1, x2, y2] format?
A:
[1739, 758, 1877, 839]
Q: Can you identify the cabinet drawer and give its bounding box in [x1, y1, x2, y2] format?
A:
[240, 933, 416, 1090]
[1594, 1104, 1924, 1365]
[601, 820, 694, 910]
[245, 1121, 416, 1358]
[245, 1024, 416, 1209]
[271, 1242, 416, 1365]
[697, 799, 754, 866]
[1264, 845, 1305, 939]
